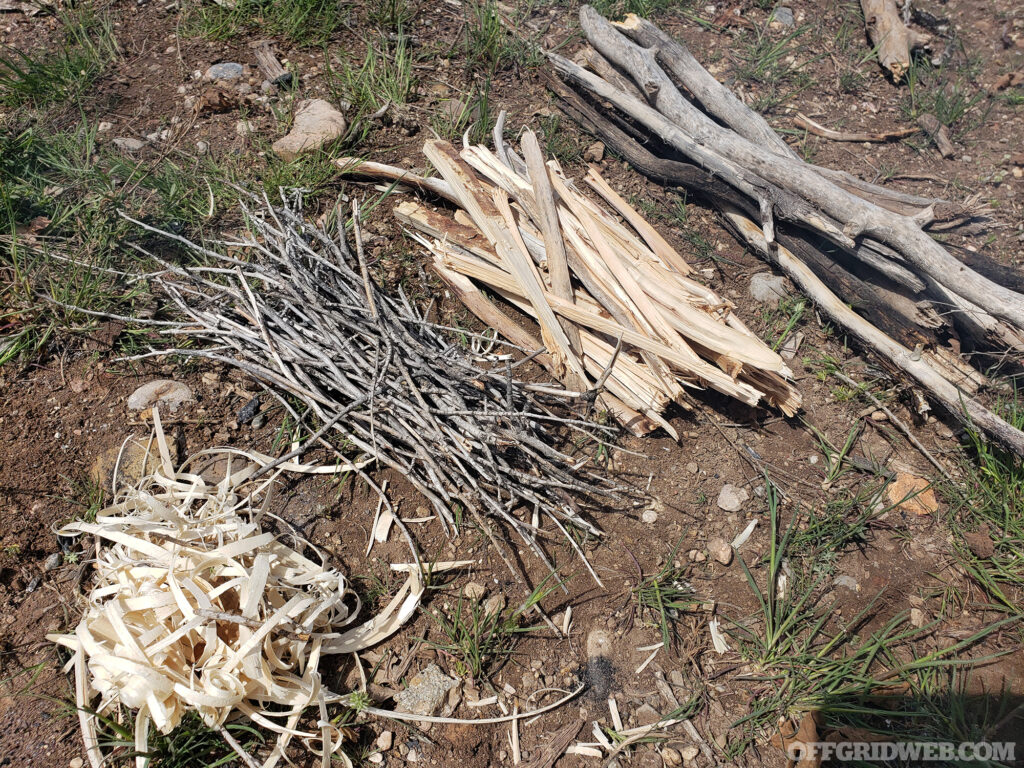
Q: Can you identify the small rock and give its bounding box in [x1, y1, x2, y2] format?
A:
[641, 509, 659, 524]
[127, 379, 194, 412]
[146, 131, 161, 143]
[716, 483, 749, 512]
[237, 396, 261, 424]
[634, 703, 661, 727]
[870, 409, 887, 422]
[44, 553, 62, 572]
[112, 137, 146, 153]
[910, 607, 927, 628]
[261, 79, 276, 94]
[206, 62, 244, 81]
[708, 537, 733, 565]
[368, 754, 383, 765]
[661, 747, 682, 767]
[395, 664, 457, 717]
[834, 574, 859, 591]
[196, 140, 210, 154]
[69, 759, 84, 768]
[462, 581, 487, 601]
[272, 99, 347, 161]
[376, 731, 394, 751]
[685, 462, 698, 475]
[235, 119, 257, 136]
[771, 6, 794, 26]
[680, 745, 700, 761]
[483, 594, 505, 616]
[97, 121, 113, 132]
[583, 141, 605, 162]
[406, 749, 419, 762]
[251, 413, 266, 429]
[91, 438, 164, 488]
[886, 472, 938, 516]
[748, 272, 788, 305]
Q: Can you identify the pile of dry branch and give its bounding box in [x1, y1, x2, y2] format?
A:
[548, 6, 1024, 456]
[121, 193, 619, 582]
[337, 138, 800, 440]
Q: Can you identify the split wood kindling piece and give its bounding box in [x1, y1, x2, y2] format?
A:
[338, 134, 802, 438]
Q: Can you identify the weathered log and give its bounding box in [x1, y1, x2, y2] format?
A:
[859, 0, 927, 81]
[556, 8, 1024, 332]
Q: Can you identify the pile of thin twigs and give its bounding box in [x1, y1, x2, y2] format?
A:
[121, 191, 620, 581]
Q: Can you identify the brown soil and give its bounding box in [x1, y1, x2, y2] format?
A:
[2, 0, 1024, 766]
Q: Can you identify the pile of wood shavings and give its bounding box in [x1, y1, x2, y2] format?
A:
[49, 413, 427, 768]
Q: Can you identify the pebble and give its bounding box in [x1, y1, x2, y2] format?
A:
[641, 509, 658, 524]
[97, 121, 113, 132]
[748, 272, 788, 305]
[112, 137, 146, 152]
[687, 549, 706, 563]
[680, 745, 700, 761]
[662, 747, 682, 767]
[834, 574, 859, 591]
[44, 552, 62, 572]
[206, 62, 244, 81]
[272, 99, 347, 161]
[708, 537, 733, 566]
[462, 581, 486, 601]
[196, 140, 210, 154]
[251, 413, 266, 429]
[771, 5, 794, 26]
[483, 594, 505, 615]
[237, 396, 261, 424]
[685, 462, 698, 475]
[716, 483, 749, 512]
[870, 409, 887, 422]
[236, 119, 257, 136]
[376, 731, 393, 751]
[127, 379, 194, 412]
[583, 141, 605, 162]
[395, 664, 457, 716]
[70, 760, 84, 768]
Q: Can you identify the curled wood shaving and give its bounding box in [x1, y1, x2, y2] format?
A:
[49, 413, 431, 768]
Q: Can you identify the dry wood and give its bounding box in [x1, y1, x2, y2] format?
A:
[793, 112, 921, 143]
[522, 129, 585, 388]
[860, 0, 922, 80]
[251, 40, 291, 88]
[917, 113, 956, 158]
[565, 8, 1024, 330]
[357, 135, 801, 428]
[721, 205, 1024, 456]
[547, 6, 1024, 456]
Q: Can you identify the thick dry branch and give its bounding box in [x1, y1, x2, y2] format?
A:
[557, 7, 1024, 331]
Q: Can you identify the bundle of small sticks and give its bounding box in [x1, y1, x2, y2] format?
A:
[123, 192, 620, 581]
[337, 138, 800, 439]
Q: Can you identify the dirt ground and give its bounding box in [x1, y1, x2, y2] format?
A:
[2, 0, 1024, 766]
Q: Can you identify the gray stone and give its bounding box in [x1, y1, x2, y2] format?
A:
[834, 574, 858, 591]
[272, 99, 347, 161]
[44, 553, 62, 572]
[771, 6, 794, 26]
[127, 379, 194, 412]
[206, 62, 243, 81]
[748, 272, 788, 305]
[112, 137, 146, 152]
[395, 664, 457, 717]
[716, 483, 749, 512]
[196, 140, 210, 154]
